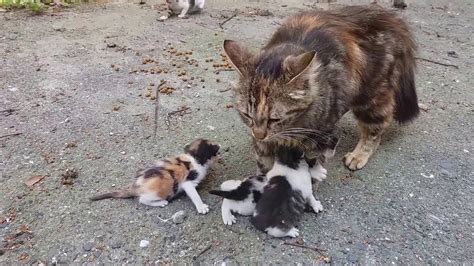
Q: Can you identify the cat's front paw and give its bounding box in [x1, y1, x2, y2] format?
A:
[310, 164, 327, 181]
[196, 203, 209, 214]
[286, 227, 300, 238]
[311, 200, 323, 213]
[344, 151, 369, 170]
[222, 213, 236, 225]
[178, 14, 188, 18]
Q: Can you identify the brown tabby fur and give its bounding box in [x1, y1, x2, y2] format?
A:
[223, 5, 419, 172]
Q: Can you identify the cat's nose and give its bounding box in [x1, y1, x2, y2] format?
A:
[252, 127, 267, 140]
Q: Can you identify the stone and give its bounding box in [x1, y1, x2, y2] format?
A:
[110, 241, 122, 249]
[82, 243, 93, 252]
[139, 240, 149, 248]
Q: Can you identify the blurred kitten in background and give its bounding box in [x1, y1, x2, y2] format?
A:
[159, 0, 205, 21]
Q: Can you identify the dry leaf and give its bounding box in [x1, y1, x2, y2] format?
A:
[25, 175, 45, 188]
[18, 253, 29, 262]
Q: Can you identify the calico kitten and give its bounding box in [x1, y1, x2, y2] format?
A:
[90, 139, 219, 214]
[251, 147, 323, 238]
[209, 175, 267, 225]
[223, 6, 419, 173]
[159, 0, 205, 20]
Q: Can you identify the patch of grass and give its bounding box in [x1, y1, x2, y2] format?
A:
[0, 0, 45, 13]
[0, 0, 83, 13]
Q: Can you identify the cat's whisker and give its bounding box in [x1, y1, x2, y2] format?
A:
[276, 133, 313, 151]
[279, 132, 324, 150]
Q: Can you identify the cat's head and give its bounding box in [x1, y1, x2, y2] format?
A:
[184, 138, 220, 166]
[223, 40, 319, 142]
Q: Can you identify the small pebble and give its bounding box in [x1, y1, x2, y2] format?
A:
[140, 240, 150, 248]
[110, 241, 122, 249]
[83, 243, 93, 252]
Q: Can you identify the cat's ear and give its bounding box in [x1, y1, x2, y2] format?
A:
[283, 51, 317, 84]
[223, 40, 253, 76]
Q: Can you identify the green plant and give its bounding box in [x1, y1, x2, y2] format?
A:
[0, 0, 43, 12]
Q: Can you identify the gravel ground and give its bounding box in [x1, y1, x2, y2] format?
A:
[1, 0, 473, 264]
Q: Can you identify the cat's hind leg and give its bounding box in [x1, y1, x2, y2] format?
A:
[346, 90, 394, 170]
[139, 193, 169, 207]
[178, 1, 190, 18]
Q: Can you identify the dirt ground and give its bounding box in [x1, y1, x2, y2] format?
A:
[1, 0, 473, 264]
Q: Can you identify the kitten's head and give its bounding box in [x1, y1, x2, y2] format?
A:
[184, 138, 220, 165]
[223, 40, 319, 142]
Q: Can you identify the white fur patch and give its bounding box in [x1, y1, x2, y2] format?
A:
[266, 227, 299, 238]
[220, 180, 242, 191]
[310, 164, 327, 182]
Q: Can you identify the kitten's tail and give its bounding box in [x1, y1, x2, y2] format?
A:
[209, 189, 239, 200]
[90, 187, 138, 201]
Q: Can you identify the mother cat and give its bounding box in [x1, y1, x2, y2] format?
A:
[223, 5, 419, 174]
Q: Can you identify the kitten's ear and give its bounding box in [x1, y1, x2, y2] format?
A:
[283, 51, 317, 84]
[223, 40, 253, 76]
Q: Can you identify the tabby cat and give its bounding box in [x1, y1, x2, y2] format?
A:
[223, 5, 419, 173]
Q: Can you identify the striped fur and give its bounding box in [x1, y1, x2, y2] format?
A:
[224, 6, 419, 172]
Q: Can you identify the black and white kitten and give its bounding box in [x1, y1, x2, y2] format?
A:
[209, 175, 267, 225]
[251, 147, 323, 238]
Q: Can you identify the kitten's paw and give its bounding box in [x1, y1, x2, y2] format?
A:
[158, 15, 168, 21]
[310, 164, 327, 181]
[311, 200, 324, 213]
[344, 151, 369, 170]
[196, 203, 209, 214]
[286, 227, 300, 238]
[178, 14, 188, 18]
[156, 200, 169, 207]
[222, 213, 236, 225]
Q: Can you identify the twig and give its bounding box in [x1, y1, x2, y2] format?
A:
[416, 57, 459, 69]
[193, 244, 212, 260]
[154, 81, 166, 139]
[165, 106, 192, 128]
[0, 133, 22, 139]
[218, 88, 231, 93]
[283, 242, 327, 254]
[219, 11, 238, 29]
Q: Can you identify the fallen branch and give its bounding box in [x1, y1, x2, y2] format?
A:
[193, 244, 212, 260]
[0, 133, 22, 139]
[416, 57, 459, 69]
[283, 242, 327, 254]
[219, 11, 238, 29]
[153, 81, 167, 139]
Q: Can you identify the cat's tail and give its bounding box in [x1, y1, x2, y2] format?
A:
[90, 187, 138, 201]
[393, 25, 420, 123]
